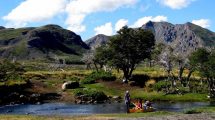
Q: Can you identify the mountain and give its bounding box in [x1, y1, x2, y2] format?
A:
[0, 24, 89, 62]
[85, 34, 110, 50]
[0, 26, 5, 30]
[87, 21, 215, 54]
[141, 21, 215, 53]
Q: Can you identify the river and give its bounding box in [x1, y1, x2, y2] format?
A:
[0, 102, 214, 115]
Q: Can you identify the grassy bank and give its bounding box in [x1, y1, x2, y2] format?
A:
[0, 111, 176, 120]
[0, 107, 214, 120]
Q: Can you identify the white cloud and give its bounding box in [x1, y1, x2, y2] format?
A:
[115, 19, 128, 31]
[131, 16, 168, 27]
[157, 0, 195, 9]
[94, 22, 113, 36]
[3, 0, 67, 28]
[192, 19, 210, 28]
[65, 0, 137, 33]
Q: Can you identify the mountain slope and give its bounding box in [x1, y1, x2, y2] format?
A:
[0, 25, 89, 62]
[141, 21, 215, 53]
[85, 34, 110, 50]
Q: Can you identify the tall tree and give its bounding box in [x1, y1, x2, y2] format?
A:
[189, 48, 215, 98]
[159, 46, 175, 88]
[102, 26, 155, 82]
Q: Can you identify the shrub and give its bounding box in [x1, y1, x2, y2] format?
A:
[130, 74, 150, 87]
[153, 80, 171, 92]
[145, 79, 156, 88]
[80, 76, 96, 84]
[184, 109, 202, 114]
[0, 59, 25, 82]
[74, 89, 107, 101]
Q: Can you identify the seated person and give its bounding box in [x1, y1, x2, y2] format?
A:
[144, 100, 152, 110]
[136, 99, 143, 109]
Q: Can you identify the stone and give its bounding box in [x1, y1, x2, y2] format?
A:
[62, 81, 79, 90]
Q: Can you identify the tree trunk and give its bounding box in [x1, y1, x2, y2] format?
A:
[94, 62, 98, 72]
[178, 66, 185, 86]
[186, 69, 194, 87]
[123, 68, 129, 83]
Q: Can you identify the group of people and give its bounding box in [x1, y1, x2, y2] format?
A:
[124, 90, 152, 113]
[136, 99, 152, 110]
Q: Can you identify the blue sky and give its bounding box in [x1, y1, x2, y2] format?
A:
[0, 0, 214, 40]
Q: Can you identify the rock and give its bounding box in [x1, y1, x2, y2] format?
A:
[20, 95, 25, 98]
[112, 96, 121, 99]
[36, 102, 41, 105]
[62, 81, 79, 90]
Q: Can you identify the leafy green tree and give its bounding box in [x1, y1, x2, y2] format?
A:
[98, 26, 155, 82]
[189, 48, 215, 98]
[94, 46, 112, 70]
[0, 59, 25, 81]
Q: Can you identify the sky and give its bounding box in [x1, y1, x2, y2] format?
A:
[0, 0, 214, 40]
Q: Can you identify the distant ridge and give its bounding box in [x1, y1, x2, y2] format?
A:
[0, 24, 89, 62]
[86, 21, 215, 54]
[85, 34, 110, 50]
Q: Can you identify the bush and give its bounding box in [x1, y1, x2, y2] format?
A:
[153, 80, 171, 92]
[74, 89, 107, 101]
[0, 59, 25, 82]
[130, 74, 150, 87]
[184, 109, 202, 114]
[80, 71, 116, 84]
[80, 76, 96, 84]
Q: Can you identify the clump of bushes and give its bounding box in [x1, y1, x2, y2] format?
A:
[130, 74, 150, 87]
[153, 80, 171, 92]
[184, 109, 202, 114]
[0, 59, 26, 82]
[74, 88, 107, 102]
[80, 71, 116, 84]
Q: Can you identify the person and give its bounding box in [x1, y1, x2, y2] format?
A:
[144, 100, 152, 110]
[136, 99, 143, 109]
[124, 90, 131, 113]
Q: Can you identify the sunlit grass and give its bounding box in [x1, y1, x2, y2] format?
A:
[84, 83, 123, 96]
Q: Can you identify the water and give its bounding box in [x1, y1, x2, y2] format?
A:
[0, 102, 214, 115]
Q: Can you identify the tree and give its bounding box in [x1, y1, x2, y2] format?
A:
[0, 59, 25, 82]
[159, 46, 175, 89]
[81, 50, 95, 70]
[189, 48, 215, 98]
[149, 43, 166, 67]
[94, 46, 110, 68]
[99, 26, 155, 82]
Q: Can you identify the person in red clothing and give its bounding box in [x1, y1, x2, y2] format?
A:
[136, 99, 143, 109]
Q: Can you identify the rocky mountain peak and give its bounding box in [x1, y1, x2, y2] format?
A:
[85, 34, 110, 50]
[0, 26, 5, 30]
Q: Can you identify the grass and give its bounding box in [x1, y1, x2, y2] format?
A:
[0, 111, 176, 120]
[184, 106, 215, 114]
[130, 90, 208, 102]
[84, 83, 122, 96]
[0, 28, 32, 40]
[24, 67, 209, 102]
